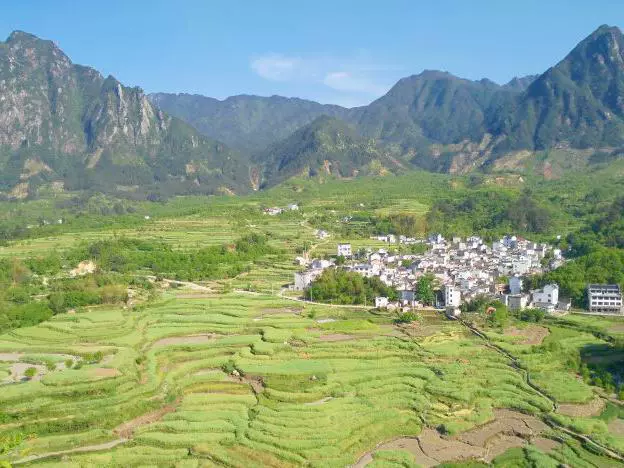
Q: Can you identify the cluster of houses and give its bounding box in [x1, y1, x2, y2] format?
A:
[293, 233, 624, 316]
[262, 204, 299, 216]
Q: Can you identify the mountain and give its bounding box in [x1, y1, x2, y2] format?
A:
[149, 93, 351, 152]
[502, 75, 539, 92]
[252, 116, 402, 187]
[491, 25, 624, 152]
[0, 31, 249, 198]
[351, 70, 520, 148]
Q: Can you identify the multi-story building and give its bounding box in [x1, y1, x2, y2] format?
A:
[587, 284, 623, 314]
[337, 243, 352, 258]
[444, 285, 461, 307]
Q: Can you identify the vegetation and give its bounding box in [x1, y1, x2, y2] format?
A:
[306, 269, 397, 305]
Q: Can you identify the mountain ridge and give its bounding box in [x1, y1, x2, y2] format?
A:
[1, 25, 624, 199]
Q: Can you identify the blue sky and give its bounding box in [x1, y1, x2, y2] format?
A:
[2, 0, 623, 107]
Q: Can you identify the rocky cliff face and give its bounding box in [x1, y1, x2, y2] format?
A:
[0, 31, 249, 198]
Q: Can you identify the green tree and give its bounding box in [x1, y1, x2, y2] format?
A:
[416, 274, 436, 306]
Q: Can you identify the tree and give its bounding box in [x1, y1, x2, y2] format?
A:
[24, 367, 37, 380]
[416, 274, 436, 306]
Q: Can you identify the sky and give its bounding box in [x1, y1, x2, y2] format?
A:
[2, 1, 624, 107]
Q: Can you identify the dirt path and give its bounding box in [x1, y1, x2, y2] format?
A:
[13, 439, 127, 465]
[113, 403, 178, 438]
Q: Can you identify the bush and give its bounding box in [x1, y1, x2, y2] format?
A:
[395, 311, 420, 323]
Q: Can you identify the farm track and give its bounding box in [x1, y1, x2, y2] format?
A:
[458, 318, 624, 463]
[13, 439, 128, 465]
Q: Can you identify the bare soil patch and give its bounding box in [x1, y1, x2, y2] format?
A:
[558, 397, 605, 417]
[379, 437, 440, 467]
[353, 409, 549, 468]
[226, 373, 265, 394]
[113, 402, 178, 438]
[532, 437, 561, 453]
[504, 325, 549, 345]
[419, 428, 485, 463]
[484, 434, 526, 462]
[0, 353, 23, 361]
[318, 334, 355, 342]
[153, 333, 217, 347]
[94, 368, 121, 378]
[4, 363, 46, 382]
[608, 323, 624, 334]
[608, 419, 624, 436]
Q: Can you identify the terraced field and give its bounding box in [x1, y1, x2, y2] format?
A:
[1, 287, 622, 466]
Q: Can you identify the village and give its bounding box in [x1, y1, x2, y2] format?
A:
[293, 233, 624, 317]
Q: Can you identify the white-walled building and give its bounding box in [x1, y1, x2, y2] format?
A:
[293, 270, 323, 290]
[375, 297, 389, 309]
[337, 243, 352, 258]
[588, 284, 623, 314]
[530, 284, 559, 313]
[444, 285, 461, 307]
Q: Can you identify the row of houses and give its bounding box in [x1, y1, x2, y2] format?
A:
[293, 235, 623, 315]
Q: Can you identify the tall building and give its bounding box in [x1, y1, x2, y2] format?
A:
[444, 285, 461, 308]
[587, 284, 623, 314]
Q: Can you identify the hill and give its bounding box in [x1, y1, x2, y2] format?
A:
[252, 116, 402, 187]
[0, 31, 250, 199]
[149, 93, 351, 152]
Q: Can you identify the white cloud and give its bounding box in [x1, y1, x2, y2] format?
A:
[250, 54, 305, 82]
[249, 52, 396, 105]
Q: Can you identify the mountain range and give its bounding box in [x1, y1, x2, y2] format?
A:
[1, 25, 624, 198]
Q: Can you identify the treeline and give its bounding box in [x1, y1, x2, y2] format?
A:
[0, 233, 278, 334]
[68, 233, 278, 281]
[427, 191, 552, 237]
[0, 256, 144, 334]
[306, 269, 398, 305]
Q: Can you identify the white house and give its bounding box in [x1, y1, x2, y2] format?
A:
[352, 264, 376, 278]
[444, 285, 461, 307]
[531, 284, 559, 312]
[293, 270, 322, 290]
[337, 243, 352, 257]
[375, 297, 389, 309]
[509, 276, 523, 295]
[287, 203, 299, 211]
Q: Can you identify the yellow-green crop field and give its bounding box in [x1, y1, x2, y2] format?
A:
[1, 289, 623, 467]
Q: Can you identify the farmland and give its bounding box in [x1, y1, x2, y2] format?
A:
[0, 285, 623, 466]
[0, 168, 623, 466]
